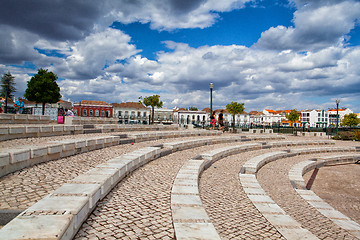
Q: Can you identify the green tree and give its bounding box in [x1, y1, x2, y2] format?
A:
[1, 72, 16, 98]
[24, 69, 61, 115]
[139, 95, 163, 124]
[226, 101, 245, 132]
[341, 113, 360, 128]
[285, 109, 300, 135]
[1, 72, 16, 113]
[188, 107, 198, 111]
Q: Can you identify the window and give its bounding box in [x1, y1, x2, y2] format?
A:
[125, 111, 129, 117]
[101, 110, 105, 117]
[95, 110, 99, 117]
[82, 109, 87, 117]
[143, 112, 146, 117]
[89, 109, 93, 116]
[106, 110, 111, 117]
[138, 111, 141, 117]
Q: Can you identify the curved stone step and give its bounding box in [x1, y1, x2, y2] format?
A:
[240, 147, 360, 239]
[289, 155, 360, 238]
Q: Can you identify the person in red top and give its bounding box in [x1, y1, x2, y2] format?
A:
[210, 112, 216, 130]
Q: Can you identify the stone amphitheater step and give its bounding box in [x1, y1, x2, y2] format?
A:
[0, 124, 180, 141]
[0, 130, 221, 178]
[171, 140, 337, 239]
[0, 134, 285, 239]
[0, 136, 346, 239]
[240, 147, 360, 239]
[289, 155, 360, 238]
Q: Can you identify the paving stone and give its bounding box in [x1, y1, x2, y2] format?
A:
[174, 223, 221, 240]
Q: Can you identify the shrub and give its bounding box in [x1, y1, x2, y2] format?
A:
[354, 130, 360, 141]
[332, 131, 356, 141]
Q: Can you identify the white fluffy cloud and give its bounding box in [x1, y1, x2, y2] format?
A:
[53, 29, 140, 80]
[256, 0, 360, 50]
[101, 41, 360, 111]
[106, 0, 250, 30]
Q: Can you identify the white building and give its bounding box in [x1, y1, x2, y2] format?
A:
[249, 111, 265, 126]
[327, 108, 353, 126]
[112, 102, 150, 124]
[153, 108, 174, 124]
[301, 110, 329, 128]
[174, 109, 208, 125]
[262, 109, 288, 126]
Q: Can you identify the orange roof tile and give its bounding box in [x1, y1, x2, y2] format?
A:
[80, 100, 109, 105]
[112, 102, 147, 109]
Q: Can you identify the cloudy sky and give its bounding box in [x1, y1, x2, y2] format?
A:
[1, 0, 360, 112]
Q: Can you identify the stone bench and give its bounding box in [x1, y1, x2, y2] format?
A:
[0, 114, 52, 124]
[240, 146, 360, 239]
[0, 136, 290, 239]
[171, 159, 221, 240]
[171, 139, 334, 239]
[0, 130, 224, 178]
[264, 140, 335, 148]
[0, 146, 161, 240]
[289, 155, 360, 238]
[248, 129, 274, 134]
[240, 152, 319, 239]
[296, 132, 326, 137]
[0, 125, 83, 141]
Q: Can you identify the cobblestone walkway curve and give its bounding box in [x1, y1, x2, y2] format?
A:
[257, 152, 359, 239]
[0, 136, 199, 210]
[200, 148, 285, 240]
[75, 143, 232, 239]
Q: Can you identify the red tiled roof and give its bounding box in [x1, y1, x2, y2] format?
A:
[112, 102, 147, 109]
[328, 108, 347, 111]
[80, 100, 109, 105]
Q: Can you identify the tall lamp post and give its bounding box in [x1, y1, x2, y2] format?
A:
[209, 82, 213, 115]
[335, 99, 340, 135]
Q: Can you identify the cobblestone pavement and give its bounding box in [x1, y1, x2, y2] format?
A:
[257, 142, 360, 240]
[2, 132, 360, 239]
[0, 131, 138, 149]
[200, 148, 285, 240]
[74, 143, 233, 240]
[303, 163, 360, 224]
[0, 135, 200, 210]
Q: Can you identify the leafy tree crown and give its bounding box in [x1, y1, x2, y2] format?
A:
[139, 95, 163, 109]
[285, 109, 300, 122]
[226, 102, 245, 115]
[24, 68, 61, 104]
[341, 113, 360, 127]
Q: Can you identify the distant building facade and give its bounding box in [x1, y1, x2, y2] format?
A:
[73, 100, 113, 118]
[113, 102, 150, 124]
[153, 108, 174, 124]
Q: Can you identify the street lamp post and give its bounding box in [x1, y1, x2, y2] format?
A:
[209, 82, 213, 115]
[335, 99, 340, 135]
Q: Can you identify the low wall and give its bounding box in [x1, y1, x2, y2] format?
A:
[0, 114, 52, 124]
[0, 125, 83, 141]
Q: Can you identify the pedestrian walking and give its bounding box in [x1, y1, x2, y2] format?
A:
[218, 110, 225, 132]
[210, 111, 216, 130]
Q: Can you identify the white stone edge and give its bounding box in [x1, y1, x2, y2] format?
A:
[289, 154, 360, 238]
